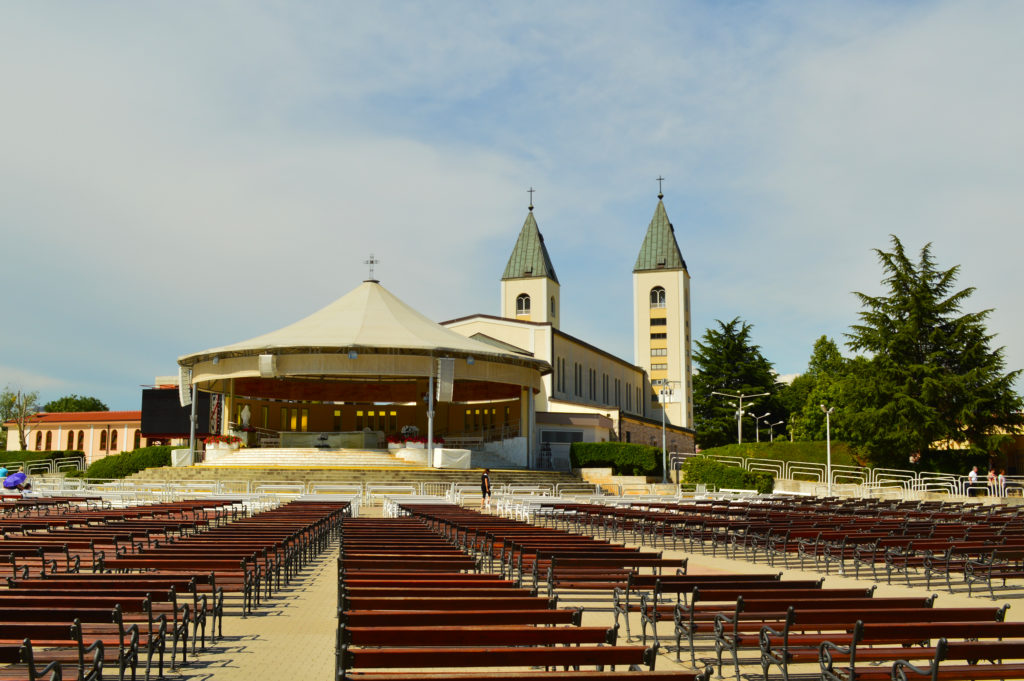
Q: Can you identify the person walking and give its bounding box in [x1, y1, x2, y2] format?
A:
[968, 466, 979, 496]
[480, 468, 492, 511]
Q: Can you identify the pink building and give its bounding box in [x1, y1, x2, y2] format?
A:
[4, 411, 147, 465]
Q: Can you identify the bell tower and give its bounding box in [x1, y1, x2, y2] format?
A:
[501, 192, 560, 328]
[633, 182, 692, 428]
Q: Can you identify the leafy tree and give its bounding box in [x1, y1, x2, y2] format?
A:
[0, 387, 41, 452]
[842, 236, 1023, 467]
[788, 336, 849, 441]
[43, 394, 108, 413]
[693, 318, 780, 449]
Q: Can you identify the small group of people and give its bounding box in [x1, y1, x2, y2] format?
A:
[968, 465, 1008, 496]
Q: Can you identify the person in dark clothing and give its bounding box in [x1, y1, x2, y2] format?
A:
[480, 468, 492, 510]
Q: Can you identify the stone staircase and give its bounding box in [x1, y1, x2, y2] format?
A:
[126, 461, 584, 489]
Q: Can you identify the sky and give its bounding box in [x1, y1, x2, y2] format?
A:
[1, 2, 1022, 410]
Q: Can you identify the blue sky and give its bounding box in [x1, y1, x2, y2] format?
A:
[2, 2, 1022, 410]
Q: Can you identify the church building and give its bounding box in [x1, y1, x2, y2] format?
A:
[443, 189, 694, 468]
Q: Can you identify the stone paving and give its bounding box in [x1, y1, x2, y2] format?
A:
[154, 508, 1024, 681]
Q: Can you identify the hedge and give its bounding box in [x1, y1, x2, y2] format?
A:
[681, 457, 774, 494]
[74, 446, 174, 479]
[570, 442, 663, 477]
[0, 450, 84, 465]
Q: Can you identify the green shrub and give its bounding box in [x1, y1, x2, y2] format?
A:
[82, 446, 174, 479]
[681, 457, 774, 494]
[571, 442, 663, 477]
[0, 450, 84, 465]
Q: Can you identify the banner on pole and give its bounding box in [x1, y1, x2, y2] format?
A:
[436, 358, 455, 402]
[178, 366, 192, 407]
[209, 394, 223, 433]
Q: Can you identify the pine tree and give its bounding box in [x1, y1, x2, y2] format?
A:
[843, 236, 1022, 466]
[693, 318, 778, 448]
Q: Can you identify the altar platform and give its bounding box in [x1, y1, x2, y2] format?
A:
[190, 447, 472, 469]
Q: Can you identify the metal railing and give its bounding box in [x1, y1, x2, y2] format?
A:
[696, 451, 1024, 502]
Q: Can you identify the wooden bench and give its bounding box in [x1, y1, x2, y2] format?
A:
[764, 613, 1024, 681]
[0, 620, 103, 681]
[820, 622, 1024, 681]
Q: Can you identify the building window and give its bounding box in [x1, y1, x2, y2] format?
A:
[109, 429, 118, 451]
[650, 332, 667, 339]
[652, 378, 668, 386]
[550, 296, 556, 316]
[650, 287, 666, 308]
[45, 431, 52, 450]
[651, 363, 668, 371]
[356, 410, 365, 431]
[262, 406, 269, 428]
[651, 348, 668, 357]
[333, 410, 343, 431]
[516, 294, 531, 315]
[67, 432, 74, 450]
[133, 429, 141, 450]
[99, 431, 106, 451]
[77, 431, 84, 450]
[650, 318, 667, 326]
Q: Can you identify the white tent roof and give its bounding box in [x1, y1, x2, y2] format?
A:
[179, 280, 538, 365]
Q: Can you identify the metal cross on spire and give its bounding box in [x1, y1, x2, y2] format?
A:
[657, 176, 665, 199]
[364, 253, 380, 281]
[527, 186, 535, 211]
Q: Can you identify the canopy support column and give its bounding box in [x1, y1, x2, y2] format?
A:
[427, 370, 435, 468]
[188, 383, 197, 458]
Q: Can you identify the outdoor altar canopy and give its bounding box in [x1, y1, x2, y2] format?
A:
[174, 279, 551, 468]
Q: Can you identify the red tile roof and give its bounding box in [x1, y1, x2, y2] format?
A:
[3, 410, 141, 427]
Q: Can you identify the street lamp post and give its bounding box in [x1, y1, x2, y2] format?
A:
[751, 412, 771, 443]
[820, 404, 834, 496]
[658, 386, 677, 484]
[767, 420, 784, 443]
[711, 391, 770, 444]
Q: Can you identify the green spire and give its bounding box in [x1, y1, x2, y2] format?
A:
[502, 210, 559, 283]
[634, 200, 687, 272]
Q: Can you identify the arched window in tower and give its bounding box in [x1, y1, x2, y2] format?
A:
[550, 296, 556, 317]
[77, 431, 84, 450]
[650, 286, 666, 308]
[45, 431, 52, 450]
[516, 294, 531, 315]
[99, 430, 107, 451]
[67, 431, 74, 450]
[35, 432, 42, 451]
[110, 429, 118, 452]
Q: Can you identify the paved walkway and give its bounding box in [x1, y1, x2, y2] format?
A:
[163, 540, 338, 681]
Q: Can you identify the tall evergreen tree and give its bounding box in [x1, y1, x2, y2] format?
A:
[843, 236, 1022, 466]
[693, 318, 778, 448]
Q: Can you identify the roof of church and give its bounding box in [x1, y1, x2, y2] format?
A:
[501, 211, 559, 283]
[633, 199, 687, 272]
